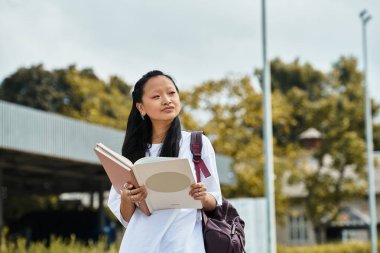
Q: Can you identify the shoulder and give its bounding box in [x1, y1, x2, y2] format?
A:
[181, 130, 192, 141]
[181, 130, 211, 142]
[180, 131, 214, 152]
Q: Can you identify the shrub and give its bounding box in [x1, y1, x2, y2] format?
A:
[0, 228, 119, 253]
[278, 241, 379, 253]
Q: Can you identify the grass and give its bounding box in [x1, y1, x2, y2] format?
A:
[1, 226, 378, 253]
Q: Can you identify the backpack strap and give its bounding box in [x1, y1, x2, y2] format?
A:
[190, 131, 211, 183]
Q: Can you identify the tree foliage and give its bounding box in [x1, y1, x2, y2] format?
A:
[267, 56, 380, 242]
[1, 58, 379, 239]
[0, 64, 132, 129]
[256, 58, 325, 101]
[182, 56, 380, 237]
[181, 76, 299, 217]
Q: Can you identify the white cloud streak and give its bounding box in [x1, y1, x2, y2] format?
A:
[0, 0, 379, 103]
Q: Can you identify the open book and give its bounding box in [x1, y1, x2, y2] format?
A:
[94, 143, 202, 216]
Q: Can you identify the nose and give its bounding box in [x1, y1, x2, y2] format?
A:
[162, 95, 171, 105]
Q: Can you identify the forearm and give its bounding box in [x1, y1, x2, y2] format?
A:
[120, 198, 136, 222]
[119, 183, 147, 222]
[201, 193, 217, 211]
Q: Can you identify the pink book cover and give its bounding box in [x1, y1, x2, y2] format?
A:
[94, 143, 151, 216]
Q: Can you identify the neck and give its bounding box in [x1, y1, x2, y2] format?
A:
[151, 121, 171, 144]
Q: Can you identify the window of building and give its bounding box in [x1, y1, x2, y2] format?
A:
[288, 214, 308, 244]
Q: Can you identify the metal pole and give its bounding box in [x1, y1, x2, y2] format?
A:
[261, 0, 277, 252]
[0, 168, 3, 245]
[359, 9, 378, 253]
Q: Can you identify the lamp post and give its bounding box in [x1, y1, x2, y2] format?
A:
[359, 9, 378, 253]
[261, 0, 277, 252]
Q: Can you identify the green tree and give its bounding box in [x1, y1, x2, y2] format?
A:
[181, 76, 299, 218]
[255, 58, 327, 146]
[58, 66, 132, 129]
[0, 64, 133, 130]
[256, 58, 325, 101]
[267, 56, 380, 243]
[0, 64, 67, 111]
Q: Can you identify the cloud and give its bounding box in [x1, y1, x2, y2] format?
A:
[0, 0, 379, 101]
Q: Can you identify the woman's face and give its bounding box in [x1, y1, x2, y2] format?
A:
[136, 75, 181, 124]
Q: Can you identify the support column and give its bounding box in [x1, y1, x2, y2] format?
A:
[89, 192, 94, 209]
[98, 185, 106, 236]
[0, 167, 3, 244]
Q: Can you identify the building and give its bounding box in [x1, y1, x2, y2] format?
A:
[277, 128, 380, 245]
[0, 100, 236, 241]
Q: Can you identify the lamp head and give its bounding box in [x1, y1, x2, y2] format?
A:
[360, 9, 367, 18]
[364, 15, 372, 24]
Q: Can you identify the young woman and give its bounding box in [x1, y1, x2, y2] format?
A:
[107, 70, 222, 253]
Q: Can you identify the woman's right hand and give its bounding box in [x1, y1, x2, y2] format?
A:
[120, 182, 148, 205]
[119, 183, 147, 222]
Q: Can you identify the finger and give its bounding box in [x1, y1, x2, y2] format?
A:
[191, 190, 201, 198]
[136, 195, 144, 203]
[193, 191, 204, 200]
[131, 190, 143, 202]
[190, 189, 197, 196]
[132, 194, 140, 202]
[140, 189, 147, 198]
[121, 188, 129, 196]
[141, 189, 148, 199]
[139, 190, 148, 200]
[192, 183, 201, 189]
[190, 183, 200, 191]
[193, 184, 202, 192]
[191, 185, 200, 194]
[132, 187, 144, 195]
[130, 187, 144, 195]
[125, 182, 136, 190]
[133, 192, 142, 200]
[192, 187, 203, 195]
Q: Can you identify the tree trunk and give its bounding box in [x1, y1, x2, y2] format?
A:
[314, 224, 326, 244]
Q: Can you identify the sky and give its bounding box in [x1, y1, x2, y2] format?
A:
[1, 0, 379, 104]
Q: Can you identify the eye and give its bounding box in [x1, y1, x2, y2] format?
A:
[169, 91, 176, 95]
[152, 95, 160, 99]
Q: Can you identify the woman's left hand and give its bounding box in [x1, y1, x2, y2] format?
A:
[189, 183, 207, 201]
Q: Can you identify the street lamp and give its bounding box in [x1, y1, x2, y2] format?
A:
[261, 0, 277, 252]
[359, 9, 378, 253]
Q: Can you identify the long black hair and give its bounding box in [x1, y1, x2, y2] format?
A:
[122, 70, 182, 163]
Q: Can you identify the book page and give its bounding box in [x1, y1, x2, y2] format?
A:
[133, 158, 202, 212]
[134, 156, 178, 165]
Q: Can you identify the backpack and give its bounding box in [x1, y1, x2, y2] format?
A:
[190, 131, 246, 253]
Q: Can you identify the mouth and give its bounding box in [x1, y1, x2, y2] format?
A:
[162, 106, 175, 112]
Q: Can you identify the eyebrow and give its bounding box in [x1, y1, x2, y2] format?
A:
[148, 87, 175, 94]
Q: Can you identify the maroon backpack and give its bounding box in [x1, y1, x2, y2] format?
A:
[190, 131, 246, 253]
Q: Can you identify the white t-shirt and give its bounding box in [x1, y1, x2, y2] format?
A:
[107, 131, 222, 253]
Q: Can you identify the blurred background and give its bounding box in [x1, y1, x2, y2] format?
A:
[0, 0, 379, 252]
